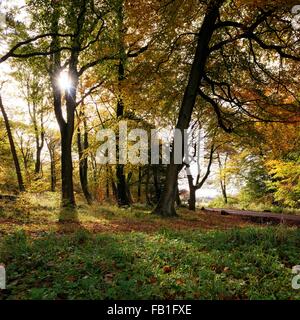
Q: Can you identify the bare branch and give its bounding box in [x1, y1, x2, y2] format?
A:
[0, 33, 73, 63]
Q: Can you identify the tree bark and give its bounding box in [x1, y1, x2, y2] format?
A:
[49, 1, 84, 211]
[51, 165, 56, 191]
[60, 125, 76, 207]
[108, 166, 118, 202]
[29, 103, 44, 175]
[35, 133, 44, 176]
[145, 166, 152, 206]
[116, 164, 130, 206]
[153, 166, 161, 203]
[115, 57, 130, 206]
[175, 184, 182, 207]
[0, 95, 25, 192]
[111, 180, 118, 201]
[50, 151, 56, 192]
[114, 1, 131, 207]
[49, 6, 74, 208]
[188, 185, 196, 211]
[106, 166, 110, 199]
[221, 185, 228, 204]
[217, 153, 228, 204]
[46, 139, 57, 192]
[137, 167, 142, 202]
[77, 109, 92, 204]
[153, 0, 223, 217]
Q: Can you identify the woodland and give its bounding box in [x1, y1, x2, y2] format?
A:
[0, 0, 300, 300]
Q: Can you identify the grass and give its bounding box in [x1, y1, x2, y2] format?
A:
[0, 193, 300, 300]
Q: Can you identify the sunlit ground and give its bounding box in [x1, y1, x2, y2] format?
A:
[1, 193, 300, 300]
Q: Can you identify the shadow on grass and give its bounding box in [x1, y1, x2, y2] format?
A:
[56, 207, 88, 235]
[1, 226, 300, 300]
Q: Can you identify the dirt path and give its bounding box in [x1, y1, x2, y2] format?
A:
[203, 207, 300, 227]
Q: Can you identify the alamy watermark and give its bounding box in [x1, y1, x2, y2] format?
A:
[292, 265, 300, 290]
[0, 2, 6, 29]
[0, 12, 5, 28]
[0, 264, 5, 290]
[96, 121, 201, 166]
[292, 5, 300, 30]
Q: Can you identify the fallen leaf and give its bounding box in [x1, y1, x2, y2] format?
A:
[163, 265, 172, 273]
[149, 276, 157, 284]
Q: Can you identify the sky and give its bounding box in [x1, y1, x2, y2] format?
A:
[0, 0, 28, 119]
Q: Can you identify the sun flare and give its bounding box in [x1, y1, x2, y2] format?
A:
[57, 71, 73, 91]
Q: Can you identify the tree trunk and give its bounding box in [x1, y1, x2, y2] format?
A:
[153, 165, 178, 216]
[116, 164, 130, 206]
[106, 166, 110, 199]
[111, 181, 118, 201]
[187, 173, 196, 211]
[153, 166, 161, 203]
[35, 134, 45, 177]
[175, 185, 182, 207]
[108, 166, 118, 202]
[221, 185, 228, 204]
[137, 166, 142, 202]
[114, 1, 131, 207]
[145, 166, 152, 206]
[153, 0, 223, 216]
[35, 146, 42, 174]
[126, 172, 134, 204]
[50, 154, 56, 192]
[46, 138, 57, 192]
[77, 110, 92, 204]
[33, 106, 44, 175]
[115, 61, 130, 206]
[34, 130, 44, 176]
[0, 95, 25, 192]
[189, 187, 196, 211]
[49, 3, 80, 211]
[217, 152, 228, 205]
[60, 126, 75, 207]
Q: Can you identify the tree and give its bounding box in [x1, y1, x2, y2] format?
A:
[1, 0, 118, 212]
[0, 94, 25, 192]
[15, 124, 34, 177]
[0, 0, 299, 217]
[216, 151, 229, 204]
[43, 0, 117, 211]
[154, 0, 225, 216]
[186, 143, 216, 210]
[154, 0, 300, 216]
[45, 131, 60, 192]
[266, 159, 300, 208]
[12, 61, 49, 177]
[76, 104, 93, 204]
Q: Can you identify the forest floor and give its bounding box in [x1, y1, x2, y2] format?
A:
[0, 193, 300, 300]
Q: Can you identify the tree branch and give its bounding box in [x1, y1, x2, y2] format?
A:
[0, 33, 73, 63]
